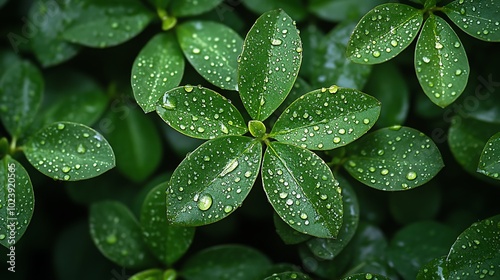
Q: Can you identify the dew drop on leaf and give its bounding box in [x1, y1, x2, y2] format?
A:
[197, 194, 213, 211]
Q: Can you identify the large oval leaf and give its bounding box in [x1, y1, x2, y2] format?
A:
[238, 9, 302, 121]
[262, 142, 343, 238]
[156, 86, 247, 139]
[0, 156, 34, 248]
[477, 132, 500, 179]
[89, 201, 154, 269]
[0, 59, 44, 138]
[24, 122, 115, 181]
[270, 87, 381, 150]
[167, 136, 262, 226]
[444, 0, 500, 42]
[415, 14, 469, 108]
[177, 21, 243, 91]
[141, 182, 195, 265]
[347, 3, 423, 64]
[170, 0, 223, 17]
[132, 32, 184, 113]
[344, 126, 444, 191]
[181, 245, 272, 280]
[62, 0, 153, 48]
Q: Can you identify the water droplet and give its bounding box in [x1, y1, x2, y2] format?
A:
[300, 213, 308, 220]
[0, 234, 5, 240]
[192, 48, 201, 54]
[333, 137, 341, 144]
[422, 57, 431, 63]
[220, 160, 239, 176]
[77, 144, 86, 154]
[106, 234, 117, 244]
[197, 194, 213, 211]
[184, 85, 194, 92]
[244, 171, 252, 178]
[454, 42, 461, 48]
[381, 169, 389, 175]
[328, 85, 339, 93]
[197, 127, 205, 133]
[57, 123, 65, 130]
[63, 174, 71, 181]
[224, 205, 233, 213]
[62, 166, 71, 173]
[391, 40, 398, 47]
[455, 69, 462, 76]
[83, 133, 90, 138]
[271, 38, 282, 46]
[162, 95, 176, 110]
[279, 192, 288, 199]
[406, 171, 417, 181]
[363, 118, 370, 124]
[111, 22, 119, 29]
[372, 51, 381, 58]
[435, 42, 444, 49]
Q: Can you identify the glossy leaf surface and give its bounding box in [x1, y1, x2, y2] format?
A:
[477, 132, 500, 179]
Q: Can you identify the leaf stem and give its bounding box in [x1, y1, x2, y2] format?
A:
[157, 8, 177, 31]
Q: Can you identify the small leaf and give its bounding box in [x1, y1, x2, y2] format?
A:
[270, 87, 381, 150]
[157, 86, 247, 139]
[238, 9, 302, 121]
[340, 273, 390, 280]
[415, 14, 469, 108]
[132, 32, 184, 113]
[311, 22, 372, 89]
[309, 0, 386, 22]
[262, 142, 343, 238]
[141, 183, 195, 265]
[167, 136, 262, 226]
[24, 122, 115, 181]
[0, 59, 44, 138]
[387, 221, 456, 280]
[62, 0, 153, 48]
[0, 156, 34, 248]
[241, 0, 307, 21]
[89, 201, 154, 269]
[306, 176, 359, 260]
[264, 271, 313, 280]
[29, 0, 80, 67]
[444, 0, 500, 42]
[177, 21, 243, 91]
[445, 214, 500, 279]
[347, 3, 424, 64]
[129, 269, 164, 280]
[344, 126, 444, 191]
[478, 132, 500, 179]
[170, 0, 223, 17]
[181, 245, 272, 280]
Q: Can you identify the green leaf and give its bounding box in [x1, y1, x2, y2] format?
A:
[264, 272, 313, 280]
[62, 0, 153, 48]
[132, 32, 184, 113]
[177, 21, 243, 91]
[170, 0, 223, 17]
[262, 142, 343, 238]
[270, 87, 381, 150]
[415, 14, 469, 108]
[306, 176, 359, 260]
[129, 269, 164, 280]
[387, 221, 457, 280]
[24, 122, 115, 181]
[89, 201, 154, 269]
[444, 0, 500, 42]
[273, 213, 311, 245]
[445, 214, 500, 279]
[416, 256, 448, 280]
[238, 9, 302, 121]
[347, 3, 424, 64]
[311, 22, 372, 89]
[141, 182, 195, 265]
[0, 0, 7, 9]
[340, 273, 390, 280]
[0, 59, 44, 138]
[157, 86, 247, 139]
[29, 0, 80, 67]
[241, 0, 307, 21]
[167, 136, 262, 226]
[181, 245, 272, 280]
[298, 24, 324, 81]
[0, 156, 34, 248]
[309, 0, 386, 22]
[103, 106, 162, 182]
[344, 126, 444, 191]
[478, 132, 500, 179]
[389, 183, 441, 224]
[448, 117, 500, 175]
[364, 62, 410, 127]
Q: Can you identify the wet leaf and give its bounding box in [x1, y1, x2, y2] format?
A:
[181, 245, 272, 280]
[309, 0, 385, 22]
[311, 22, 372, 89]
[264, 271, 313, 280]
[347, 3, 424, 64]
[170, 0, 223, 17]
[29, 0, 80, 67]
[270, 87, 381, 150]
[262, 142, 343, 238]
[299, 24, 324, 81]
[444, 0, 500, 42]
[241, 0, 307, 21]
[415, 14, 469, 108]
[177, 21, 243, 91]
[344, 126, 444, 191]
[156, 86, 247, 139]
[273, 213, 311, 245]
[89, 201, 154, 269]
[167, 136, 261, 226]
[0, 59, 44, 138]
[477, 132, 500, 179]
[104, 106, 162, 182]
[132, 32, 184, 113]
[445, 214, 500, 279]
[62, 0, 153, 48]
[141, 183, 194, 265]
[387, 221, 456, 280]
[238, 9, 302, 121]
[340, 273, 390, 280]
[306, 176, 359, 260]
[416, 256, 448, 280]
[24, 122, 115, 181]
[0, 156, 34, 248]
